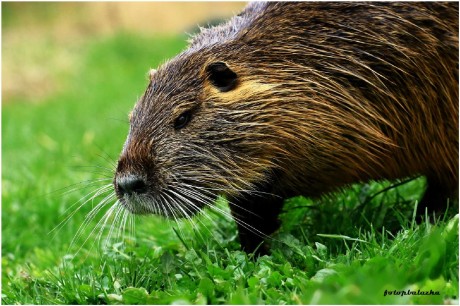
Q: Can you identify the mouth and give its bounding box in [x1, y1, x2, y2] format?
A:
[114, 170, 215, 218]
[116, 187, 207, 218]
[117, 194, 156, 215]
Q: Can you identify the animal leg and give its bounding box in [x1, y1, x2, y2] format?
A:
[416, 177, 454, 222]
[228, 194, 284, 255]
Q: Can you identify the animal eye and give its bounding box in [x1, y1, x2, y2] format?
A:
[174, 110, 192, 130]
[207, 62, 238, 92]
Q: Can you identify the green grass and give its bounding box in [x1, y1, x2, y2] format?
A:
[2, 32, 458, 304]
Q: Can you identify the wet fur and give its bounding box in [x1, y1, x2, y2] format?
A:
[115, 2, 459, 253]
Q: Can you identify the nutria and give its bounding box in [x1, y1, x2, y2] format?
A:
[113, 2, 459, 253]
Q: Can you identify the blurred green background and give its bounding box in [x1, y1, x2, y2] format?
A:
[3, 2, 246, 103]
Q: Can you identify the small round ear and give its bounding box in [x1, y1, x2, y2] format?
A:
[206, 62, 237, 92]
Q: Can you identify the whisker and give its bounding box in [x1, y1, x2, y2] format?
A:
[166, 189, 212, 244]
[45, 178, 112, 199]
[98, 202, 122, 249]
[93, 146, 118, 169]
[70, 165, 115, 174]
[175, 181, 262, 219]
[71, 200, 118, 255]
[119, 208, 130, 242]
[162, 192, 188, 245]
[169, 183, 272, 245]
[106, 203, 125, 245]
[50, 184, 113, 236]
[69, 191, 116, 249]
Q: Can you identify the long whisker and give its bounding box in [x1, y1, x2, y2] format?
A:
[69, 190, 116, 249]
[98, 202, 122, 249]
[169, 184, 272, 242]
[71, 200, 118, 255]
[50, 183, 113, 237]
[162, 192, 188, 245]
[166, 188, 213, 244]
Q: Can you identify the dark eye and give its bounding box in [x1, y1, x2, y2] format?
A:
[174, 110, 192, 130]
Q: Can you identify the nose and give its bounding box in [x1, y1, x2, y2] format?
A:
[116, 174, 148, 197]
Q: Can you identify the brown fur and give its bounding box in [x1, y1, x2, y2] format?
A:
[114, 2, 459, 253]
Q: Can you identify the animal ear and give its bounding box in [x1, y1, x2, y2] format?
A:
[206, 62, 237, 92]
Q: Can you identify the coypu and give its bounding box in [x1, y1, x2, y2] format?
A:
[114, 2, 459, 253]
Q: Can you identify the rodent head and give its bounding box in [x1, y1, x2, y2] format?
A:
[114, 50, 279, 217]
